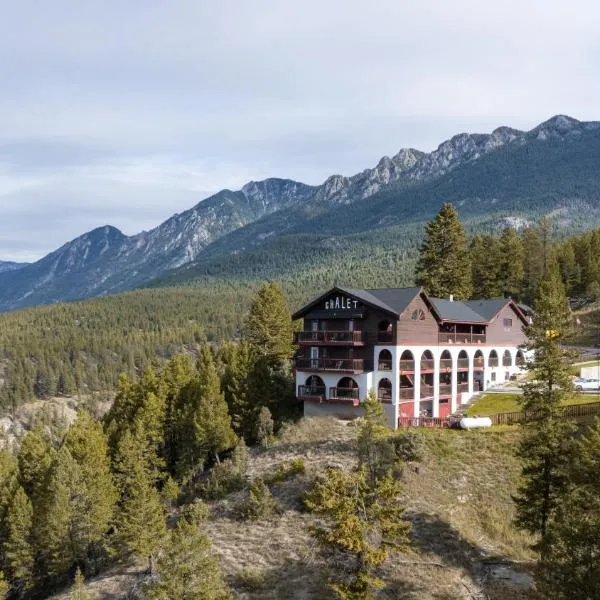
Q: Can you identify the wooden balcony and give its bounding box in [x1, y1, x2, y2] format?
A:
[438, 332, 486, 344]
[399, 387, 415, 400]
[296, 357, 365, 373]
[297, 385, 326, 401]
[420, 359, 435, 372]
[473, 357, 485, 370]
[377, 331, 394, 344]
[377, 390, 393, 403]
[489, 358, 499, 367]
[378, 361, 392, 371]
[294, 330, 365, 346]
[457, 358, 469, 370]
[439, 384, 452, 397]
[329, 387, 360, 405]
[502, 357, 512, 367]
[440, 358, 453, 370]
[420, 384, 434, 399]
[457, 382, 469, 393]
[399, 360, 415, 372]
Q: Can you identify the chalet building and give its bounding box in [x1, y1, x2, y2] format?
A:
[292, 286, 531, 429]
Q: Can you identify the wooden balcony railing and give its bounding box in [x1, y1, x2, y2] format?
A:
[377, 390, 392, 402]
[502, 358, 513, 367]
[399, 387, 415, 399]
[438, 332, 486, 344]
[420, 359, 435, 371]
[457, 358, 469, 369]
[399, 360, 415, 372]
[457, 382, 469, 393]
[297, 385, 326, 400]
[489, 358, 499, 367]
[473, 357, 485, 370]
[440, 358, 453, 370]
[294, 330, 365, 345]
[438, 384, 452, 397]
[420, 384, 434, 399]
[378, 361, 392, 371]
[296, 358, 365, 373]
[329, 387, 360, 403]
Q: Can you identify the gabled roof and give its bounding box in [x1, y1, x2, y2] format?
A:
[464, 298, 511, 321]
[430, 298, 489, 323]
[292, 286, 422, 320]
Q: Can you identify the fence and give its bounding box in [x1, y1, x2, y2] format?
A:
[398, 416, 452, 429]
[489, 401, 600, 426]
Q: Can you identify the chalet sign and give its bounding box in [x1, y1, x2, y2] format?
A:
[325, 296, 360, 310]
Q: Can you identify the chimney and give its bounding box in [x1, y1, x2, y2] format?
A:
[449, 294, 454, 302]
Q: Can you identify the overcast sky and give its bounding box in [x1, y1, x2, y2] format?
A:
[1, 1, 599, 262]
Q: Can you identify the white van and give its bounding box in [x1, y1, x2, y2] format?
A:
[574, 378, 600, 391]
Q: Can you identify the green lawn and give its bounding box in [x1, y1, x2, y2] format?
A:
[466, 392, 600, 417]
[570, 360, 600, 376]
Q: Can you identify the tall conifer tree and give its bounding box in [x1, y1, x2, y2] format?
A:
[514, 266, 575, 542]
[415, 203, 472, 299]
[499, 226, 524, 298]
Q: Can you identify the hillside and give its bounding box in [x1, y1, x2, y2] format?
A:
[47, 418, 535, 600]
[2, 115, 600, 311]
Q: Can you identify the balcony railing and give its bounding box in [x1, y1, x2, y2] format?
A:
[502, 358, 513, 367]
[297, 385, 326, 400]
[420, 359, 435, 371]
[294, 330, 365, 345]
[329, 387, 360, 404]
[489, 358, 499, 367]
[377, 389, 392, 402]
[399, 387, 415, 399]
[457, 358, 469, 369]
[438, 332, 486, 344]
[378, 361, 392, 371]
[516, 356, 525, 366]
[457, 382, 469, 393]
[440, 358, 453, 370]
[473, 357, 485, 370]
[438, 384, 452, 397]
[399, 360, 415, 372]
[296, 358, 365, 372]
[420, 384, 434, 399]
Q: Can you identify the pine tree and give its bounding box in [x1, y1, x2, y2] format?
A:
[514, 266, 576, 543]
[0, 572, 8, 599]
[305, 468, 410, 599]
[17, 425, 55, 506]
[70, 567, 91, 600]
[36, 446, 86, 578]
[522, 226, 544, 303]
[499, 226, 524, 298]
[113, 427, 166, 572]
[145, 502, 231, 600]
[245, 282, 294, 366]
[470, 235, 502, 299]
[414, 203, 472, 299]
[2, 484, 34, 593]
[357, 391, 397, 487]
[63, 412, 118, 555]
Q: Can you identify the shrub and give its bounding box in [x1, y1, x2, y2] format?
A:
[236, 478, 277, 521]
[235, 567, 267, 591]
[392, 430, 425, 463]
[264, 458, 306, 485]
[255, 406, 275, 448]
[201, 440, 248, 500]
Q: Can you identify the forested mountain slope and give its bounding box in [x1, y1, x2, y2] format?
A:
[1, 115, 599, 311]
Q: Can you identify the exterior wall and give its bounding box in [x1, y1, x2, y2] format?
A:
[581, 365, 600, 379]
[485, 303, 528, 347]
[396, 294, 439, 345]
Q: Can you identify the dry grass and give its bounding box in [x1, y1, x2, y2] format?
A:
[48, 418, 537, 600]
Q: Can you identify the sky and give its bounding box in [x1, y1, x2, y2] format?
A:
[1, 1, 599, 262]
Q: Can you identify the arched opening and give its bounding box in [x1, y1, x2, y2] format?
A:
[488, 350, 499, 367]
[503, 350, 512, 367]
[457, 350, 469, 391]
[473, 350, 484, 392]
[378, 349, 392, 371]
[457, 350, 469, 368]
[420, 350, 435, 399]
[378, 377, 392, 402]
[439, 350, 453, 396]
[399, 349, 414, 372]
[332, 376, 359, 402]
[298, 375, 325, 400]
[516, 349, 525, 367]
[377, 320, 393, 344]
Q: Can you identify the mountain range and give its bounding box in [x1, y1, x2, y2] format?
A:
[1, 114, 600, 312]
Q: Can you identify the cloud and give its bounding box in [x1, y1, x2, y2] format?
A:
[0, 0, 599, 261]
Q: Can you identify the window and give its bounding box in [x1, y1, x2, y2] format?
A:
[503, 318, 513, 330]
[411, 309, 425, 320]
[411, 309, 418, 320]
[491, 372, 496, 382]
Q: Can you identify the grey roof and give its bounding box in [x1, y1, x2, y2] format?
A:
[464, 298, 510, 321]
[430, 298, 489, 323]
[292, 286, 422, 319]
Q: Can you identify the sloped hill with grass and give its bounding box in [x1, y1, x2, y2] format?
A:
[49, 417, 535, 600]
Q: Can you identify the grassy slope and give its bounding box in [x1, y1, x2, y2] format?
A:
[50, 418, 535, 600]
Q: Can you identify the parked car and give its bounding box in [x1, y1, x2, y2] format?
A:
[574, 377, 600, 391]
